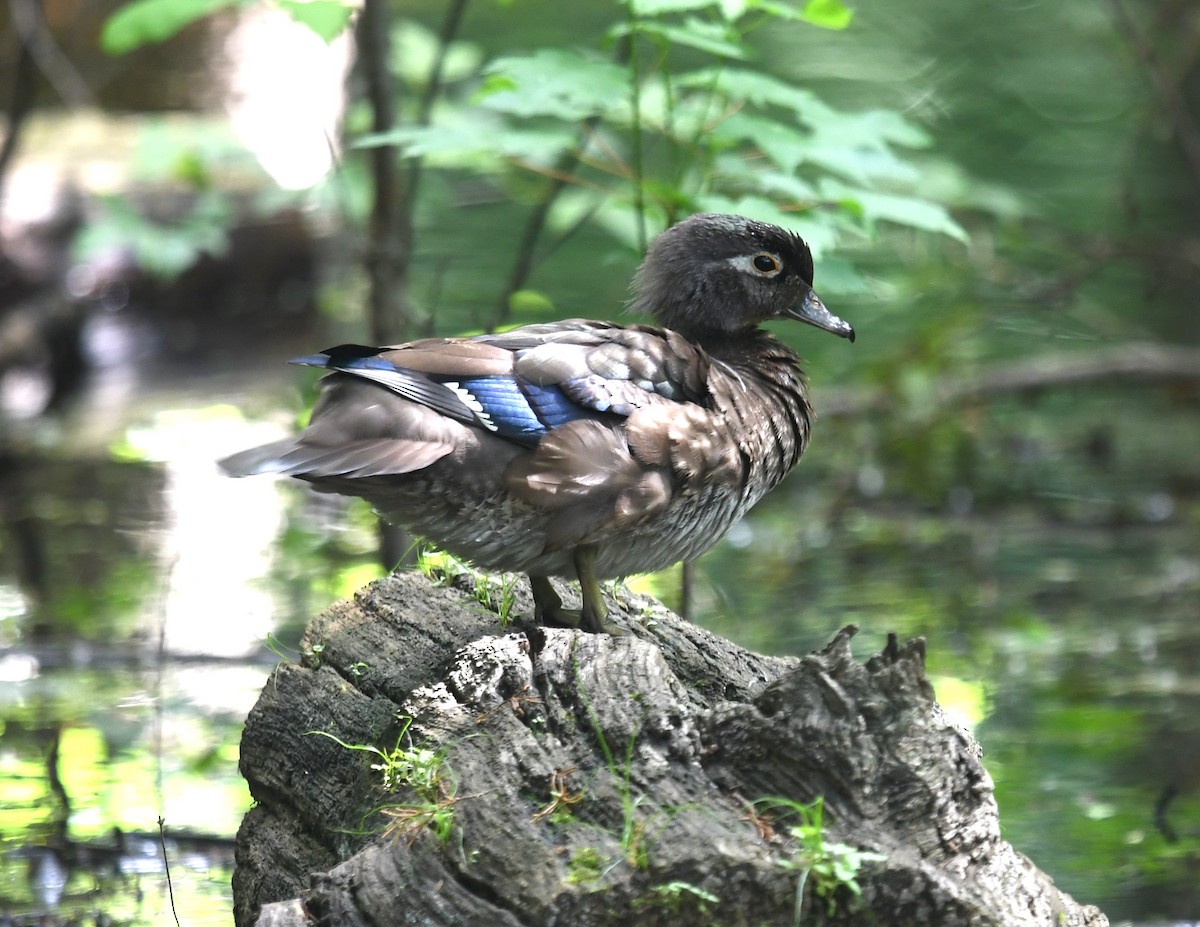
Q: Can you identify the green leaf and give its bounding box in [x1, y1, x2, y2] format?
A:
[276, 0, 354, 43]
[820, 180, 968, 242]
[625, 0, 724, 12]
[354, 120, 575, 166]
[547, 192, 652, 252]
[675, 68, 832, 124]
[750, 168, 819, 203]
[74, 192, 232, 280]
[742, 0, 808, 21]
[806, 144, 918, 185]
[479, 50, 631, 120]
[811, 255, 870, 295]
[613, 17, 749, 59]
[710, 112, 811, 173]
[805, 111, 931, 184]
[393, 21, 481, 86]
[801, 0, 854, 29]
[623, 0, 830, 21]
[817, 108, 932, 151]
[508, 289, 557, 318]
[101, 0, 240, 55]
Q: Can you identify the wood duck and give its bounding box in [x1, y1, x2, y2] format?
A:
[220, 213, 854, 633]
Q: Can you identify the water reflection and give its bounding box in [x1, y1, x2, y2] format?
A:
[0, 661, 250, 925]
[0, 414, 296, 924]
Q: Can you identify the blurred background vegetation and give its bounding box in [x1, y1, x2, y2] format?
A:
[0, 0, 1197, 923]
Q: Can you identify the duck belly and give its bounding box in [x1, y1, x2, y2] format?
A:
[306, 473, 753, 581]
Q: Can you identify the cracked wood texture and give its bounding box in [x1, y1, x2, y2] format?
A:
[234, 571, 1108, 927]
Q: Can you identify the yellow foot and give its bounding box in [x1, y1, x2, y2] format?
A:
[529, 575, 623, 635]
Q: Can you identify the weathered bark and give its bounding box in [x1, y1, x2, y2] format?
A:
[234, 571, 1108, 927]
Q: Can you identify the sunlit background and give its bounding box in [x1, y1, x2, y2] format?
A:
[1, 0, 1198, 924]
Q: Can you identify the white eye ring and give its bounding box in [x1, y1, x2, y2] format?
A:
[728, 252, 783, 277]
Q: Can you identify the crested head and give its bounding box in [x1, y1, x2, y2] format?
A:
[630, 213, 854, 342]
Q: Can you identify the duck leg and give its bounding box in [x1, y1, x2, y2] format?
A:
[530, 575, 571, 627]
[528, 544, 619, 634]
[573, 545, 608, 634]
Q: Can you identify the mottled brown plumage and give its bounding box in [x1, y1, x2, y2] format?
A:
[220, 213, 854, 632]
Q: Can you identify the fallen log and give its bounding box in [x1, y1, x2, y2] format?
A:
[233, 570, 1108, 927]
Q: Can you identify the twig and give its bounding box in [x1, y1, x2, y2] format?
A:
[410, 0, 469, 154]
[1108, 0, 1200, 185]
[356, 0, 411, 345]
[490, 30, 638, 329]
[158, 816, 181, 927]
[820, 343, 1200, 419]
[0, 0, 37, 207]
[355, 0, 472, 563]
[44, 728, 71, 842]
[625, 9, 647, 252]
[150, 558, 179, 922]
[489, 117, 601, 332]
[6, 0, 92, 107]
[355, 0, 412, 564]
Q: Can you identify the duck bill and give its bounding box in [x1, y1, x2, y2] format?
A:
[786, 290, 855, 343]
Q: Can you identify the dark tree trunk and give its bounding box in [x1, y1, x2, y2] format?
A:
[233, 571, 1108, 927]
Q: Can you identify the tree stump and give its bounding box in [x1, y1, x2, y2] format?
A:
[233, 571, 1109, 927]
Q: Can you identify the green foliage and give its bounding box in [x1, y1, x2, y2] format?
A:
[309, 716, 460, 845]
[100, 0, 242, 55]
[74, 192, 232, 280]
[416, 544, 520, 625]
[68, 119, 267, 279]
[566, 846, 606, 885]
[309, 717, 440, 794]
[275, 0, 355, 41]
[480, 50, 631, 121]
[393, 20, 483, 85]
[623, 0, 852, 31]
[345, 0, 962, 284]
[639, 880, 720, 915]
[97, 0, 964, 334]
[757, 796, 885, 923]
[102, 0, 354, 54]
[798, 0, 854, 29]
[506, 288, 557, 319]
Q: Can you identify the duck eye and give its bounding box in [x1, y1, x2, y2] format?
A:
[752, 253, 780, 274]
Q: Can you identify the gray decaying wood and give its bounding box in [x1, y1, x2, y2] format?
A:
[234, 571, 1109, 927]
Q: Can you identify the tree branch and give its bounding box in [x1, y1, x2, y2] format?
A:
[357, 0, 412, 346]
[7, 0, 92, 108]
[0, 2, 37, 206]
[821, 342, 1200, 419]
[403, 0, 470, 232]
[1108, 0, 1200, 186]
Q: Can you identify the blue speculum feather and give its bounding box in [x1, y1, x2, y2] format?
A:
[454, 376, 548, 444]
[521, 380, 596, 429]
[447, 377, 611, 446]
[287, 345, 618, 448]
